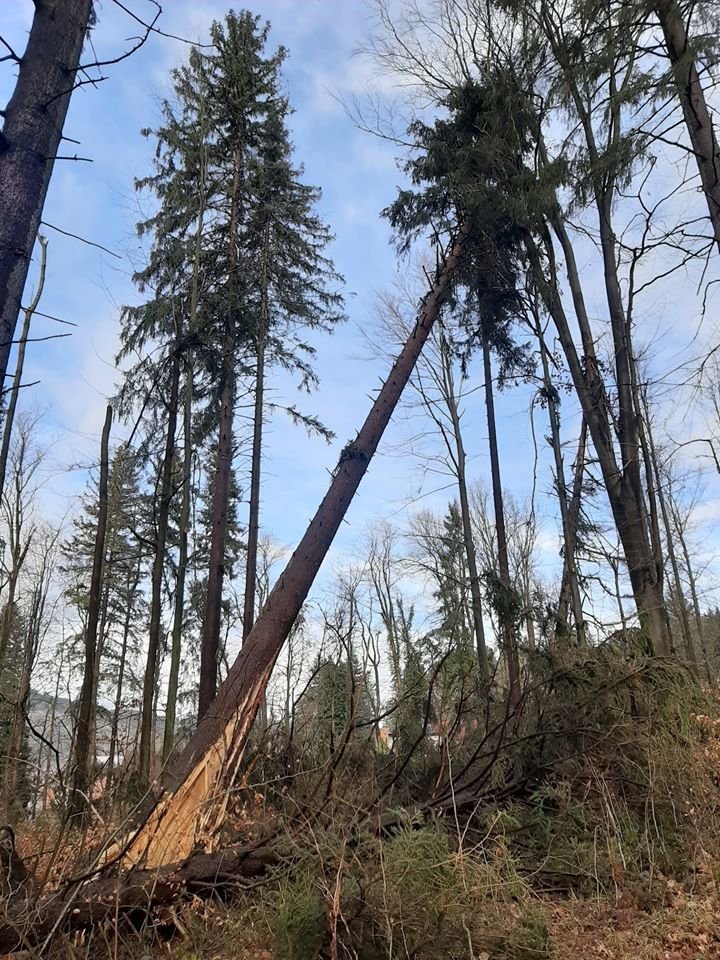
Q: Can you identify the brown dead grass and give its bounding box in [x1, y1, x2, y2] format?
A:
[547, 891, 720, 960]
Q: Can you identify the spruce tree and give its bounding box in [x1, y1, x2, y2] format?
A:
[239, 87, 345, 648]
[118, 12, 345, 767]
[385, 79, 538, 703]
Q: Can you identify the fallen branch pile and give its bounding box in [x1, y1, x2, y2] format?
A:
[0, 841, 275, 954]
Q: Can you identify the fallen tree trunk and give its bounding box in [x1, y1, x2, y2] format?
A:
[0, 842, 275, 954]
[124, 222, 471, 869]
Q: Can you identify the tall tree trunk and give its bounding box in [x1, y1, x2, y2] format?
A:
[437, 326, 489, 685]
[199, 151, 241, 719]
[165, 142, 205, 750]
[639, 387, 699, 673]
[481, 331, 520, 705]
[162, 366, 193, 764]
[657, 485, 697, 670]
[536, 328, 585, 641]
[139, 346, 181, 785]
[199, 345, 235, 719]
[68, 404, 112, 822]
[242, 226, 270, 643]
[655, 0, 720, 251]
[530, 225, 671, 653]
[0, 235, 47, 500]
[0, 0, 92, 407]
[124, 224, 471, 868]
[107, 559, 142, 786]
[596, 192, 669, 649]
[556, 419, 587, 639]
[669, 492, 713, 678]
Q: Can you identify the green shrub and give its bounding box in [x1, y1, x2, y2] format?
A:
[271, 870, 325, 960]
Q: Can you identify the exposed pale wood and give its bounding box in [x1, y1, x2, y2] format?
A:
[125, 673, 269, 867]
[125, 223, 471, 868]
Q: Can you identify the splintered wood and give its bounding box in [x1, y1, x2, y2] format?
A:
[120, 224, 470, 871]
[125, 674, 268, 868]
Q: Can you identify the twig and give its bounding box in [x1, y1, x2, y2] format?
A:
[41, 221, 122, 260]
[0, 333, 71, 348]
[108, 0, 212, 47]
[43, 154, 93, 163]
[30, 310, 77, 328]
[0, 35, 20, 63]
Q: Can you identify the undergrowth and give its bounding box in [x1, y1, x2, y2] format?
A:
[35, 645, 720, 958]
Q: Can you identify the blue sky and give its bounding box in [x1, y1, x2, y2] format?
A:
[0, 3, 546, 548]
[2, 0, 720, 634]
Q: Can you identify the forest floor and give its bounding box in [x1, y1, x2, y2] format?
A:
[548, 890, 720, 959]
[12, 662, 720, 959]
[119, 884, 720, 959]
[98, 879, 720, 959]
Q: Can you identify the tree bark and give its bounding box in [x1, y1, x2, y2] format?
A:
[139, 346, 181, 785]
[107, 559, 142, 785]
[242, 226, 270, 643]
[556, 419, 587, 639]
[655, 0, 720, 252]
[68, 405, 112, 822]
[165, 148, 205, 749]
[481, 331, 521, 705]
[0, 0, 92, 404]
[124, 223, 471, 868]
[0, 841, 275, 954]
[536, 327, 585, 642]
[0, 235, 47, 501]
[437, 326, 489, 684]
[163, 366, 193, 764]
[199, 151, 241, 719]
[199, 348, 235, 719]
[640, 386, 699, 674]
[669, 491, 713, 679]
[531, 225, 671, 653]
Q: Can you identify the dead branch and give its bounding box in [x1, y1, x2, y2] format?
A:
[0, 841, 275, 953]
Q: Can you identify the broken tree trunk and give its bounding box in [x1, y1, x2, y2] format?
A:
[124, 223, 470, 868]
[0, 842, 275, 954]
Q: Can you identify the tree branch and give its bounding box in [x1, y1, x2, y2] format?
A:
[0, 35, 21, 64]
[41, 221, 122, 260]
